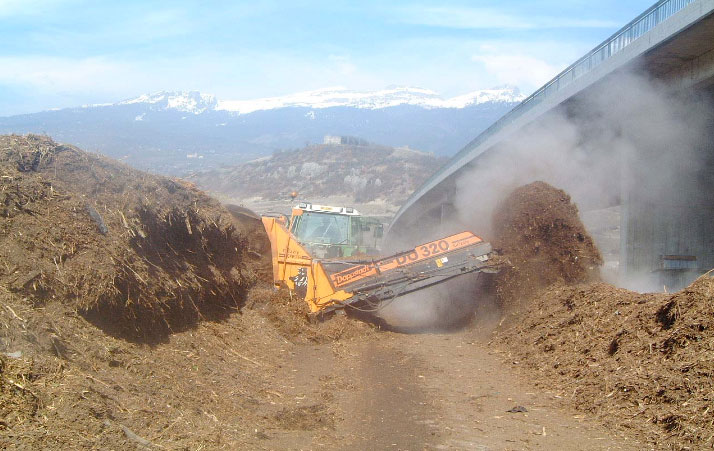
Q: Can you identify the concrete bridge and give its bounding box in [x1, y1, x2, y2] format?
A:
[388, 0, 714, 291]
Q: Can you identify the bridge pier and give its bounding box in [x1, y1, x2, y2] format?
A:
[620, 94, 714, 291]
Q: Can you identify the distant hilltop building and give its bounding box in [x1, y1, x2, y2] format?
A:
[323, 135, 341, 145]
[323, 135, 370, 146]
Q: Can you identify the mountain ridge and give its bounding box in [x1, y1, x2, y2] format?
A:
[0, 86, 523, 175]
[82, 85, 524, 115]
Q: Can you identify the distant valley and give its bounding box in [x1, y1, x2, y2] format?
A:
[0, 86, 522, 176]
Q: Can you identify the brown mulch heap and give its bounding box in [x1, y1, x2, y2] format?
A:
[0, 282, 296, 449]
[486, 181, 713, 448]
[223, 203, 273, 282]
[248, 285, 375, 344]
[491, 181, 602, 309]
[0, 134, 257, 341]
[493, 275, 714, 449]
[0, 355, 42, 429]
[0, 135, 365, 449]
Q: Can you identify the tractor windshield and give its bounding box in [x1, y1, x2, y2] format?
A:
[293, 212, 349, 245]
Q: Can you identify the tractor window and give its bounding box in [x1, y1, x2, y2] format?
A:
[293, 212, 349, 245]
[350, 216, 384, 249]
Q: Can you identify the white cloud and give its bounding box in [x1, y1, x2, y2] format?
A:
[113, 8, 196, 41]
[395, 6, 618, 30]
[0, 52, 378, 112]
[358, 36, 585, 97]
[0, 0, 70, 18]
[471, 52, 566, 92]
[399, 7, 530, 29]
[0, 56, 142, 94]
[328, 55, 357, 76]
[0, 0, 39, 16]
[0, 37, 580, 114]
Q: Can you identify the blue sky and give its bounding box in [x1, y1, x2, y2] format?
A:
[1, 0, 656, 116]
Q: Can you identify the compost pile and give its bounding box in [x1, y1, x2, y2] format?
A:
[488, 181, 714, 448]
[0, 134, 255, 340]
[248, 286, 375, 344]
[491, 181, 602, 308]
[494, 277, 714, 448]
[0, 135, 365, 449]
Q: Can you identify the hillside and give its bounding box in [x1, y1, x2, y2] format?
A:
[0, 87, 520, 175]
[188, 142, 446, 214]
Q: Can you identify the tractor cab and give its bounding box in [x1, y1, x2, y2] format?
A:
[286, 203, 383, 258]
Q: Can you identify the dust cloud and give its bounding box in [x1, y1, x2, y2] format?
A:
[375, 273, 497, 332]
[379, 71, 712, 328]
[452, 71, 712, 291]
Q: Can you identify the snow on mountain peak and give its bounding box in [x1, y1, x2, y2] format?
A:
[119, 91, 217, 114]
[112, 86, 524, 115]
[215, 86, 524, 114]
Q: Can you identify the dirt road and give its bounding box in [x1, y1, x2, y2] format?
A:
[258, 327, 642, 450]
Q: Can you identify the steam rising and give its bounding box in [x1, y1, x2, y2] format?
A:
[453, 71, 712, 291]
[379, 71, 712, 328]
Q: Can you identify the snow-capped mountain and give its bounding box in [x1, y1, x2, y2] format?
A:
[1, 86, 524, 175]
[215, 86, 524, 114]
[113, 86, 524, 115]
[118, 91, 218, 114]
